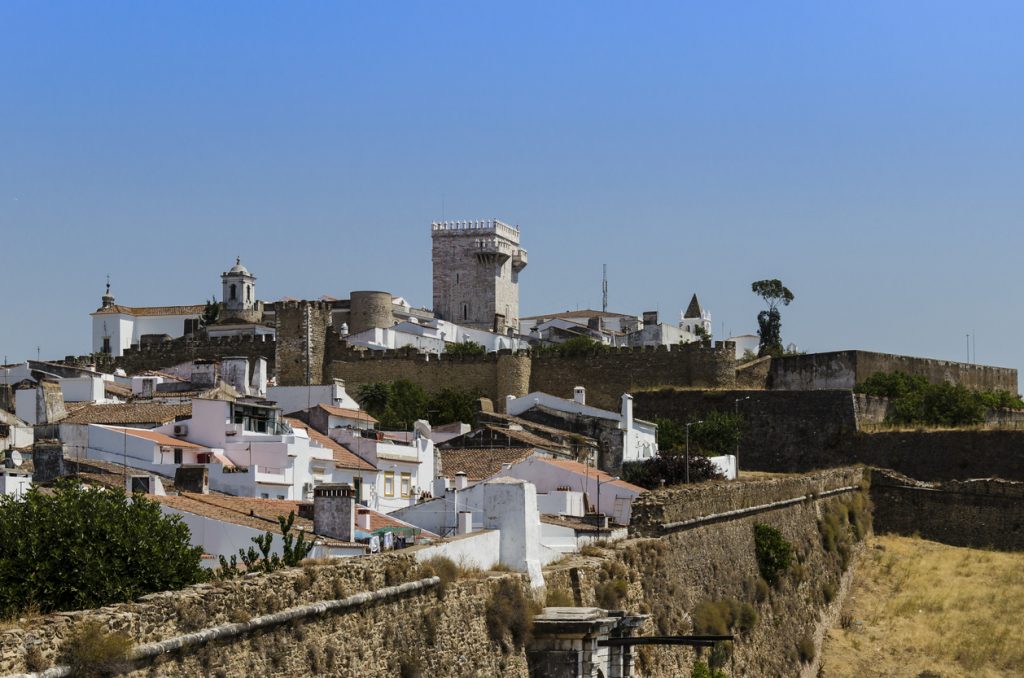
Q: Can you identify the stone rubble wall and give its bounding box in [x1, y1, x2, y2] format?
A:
[871, 468, 1024, 551]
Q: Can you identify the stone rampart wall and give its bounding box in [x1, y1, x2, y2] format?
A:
[61, 335, 277, 376]
[0, 553, 530, 678]
[547, 466, 870, 677]
[769, 350, 1018, 392]
[871, 469, 1024, 550]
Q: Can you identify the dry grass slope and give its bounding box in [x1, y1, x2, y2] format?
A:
[821, 535, 1024, 678]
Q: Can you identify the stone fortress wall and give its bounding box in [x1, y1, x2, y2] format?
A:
[0, 468, 869, 678]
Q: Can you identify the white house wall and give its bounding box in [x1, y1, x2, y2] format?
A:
[412, 530, 501, 571]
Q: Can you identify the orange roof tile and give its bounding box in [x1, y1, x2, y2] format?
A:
[536, 458, 646, 494]
[318, 404, 378, 424]
[92, 304, 205, 317]
[63, 403, 191, 425]
[98, 425, 207, 450]
[439, 447, 537, 482]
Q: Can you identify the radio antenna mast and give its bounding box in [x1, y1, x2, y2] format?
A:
[602, 264, 608, 313]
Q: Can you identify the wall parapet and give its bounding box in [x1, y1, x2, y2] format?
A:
[630, 467, 866, 537]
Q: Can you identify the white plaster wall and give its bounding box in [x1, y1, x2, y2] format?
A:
[0, 472, 31, 498]
[60, 376, 105, 403]
[412, 530, 501, 571]
[483, 479, 540, 576]
[59, 423, 89, 458]
[15, 389, 37, 425]
[266, 382, 360, 414]
[131, 314, 197, 345]
[709, 454, 737, 480]
[502, 457, 641, 525]
[536, 490, 585, 517]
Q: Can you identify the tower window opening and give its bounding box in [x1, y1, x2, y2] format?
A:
[463, 303, 469, 321]
[230, 284, 237, 301]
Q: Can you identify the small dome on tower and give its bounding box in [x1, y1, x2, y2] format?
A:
[101, 277, 115, 308]
[228, 257, 249, 275]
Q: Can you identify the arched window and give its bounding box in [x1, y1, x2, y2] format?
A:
[230, 284, 237, 301]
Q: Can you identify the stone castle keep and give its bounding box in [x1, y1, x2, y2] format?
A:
[431, 219, 527, 335]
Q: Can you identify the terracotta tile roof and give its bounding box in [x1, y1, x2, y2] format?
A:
[481, 412, 598, 446]
[92, 304, 205, 317]
[63, 403, 191, 425]
[535, 458, 646, 494]
[103, 381, 132, 398]
[318, 404, 378, 424]
[284, 418, 376, 472]
[98, 425, 206, 450]
[439, 447, 537, 482]
[356, 506, 439, 541]
[156, 493, 365, 547]
[480, 424, 574, 453]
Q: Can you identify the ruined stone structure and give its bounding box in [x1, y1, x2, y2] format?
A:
[432, 220, 527, 335]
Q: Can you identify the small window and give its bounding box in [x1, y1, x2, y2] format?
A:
[383, 471, 395, 497]
[230, 284, 237, 300]
[261, 493, 269, 499]
[173, 448, 183, 464]
[462, 303, 469, 321]
[353, 476, 363, 501]
[246, 285, 251, 302]
[400, 473, 412, 498]
[102, 337, 111, 354]
[456, 273, 460, 285]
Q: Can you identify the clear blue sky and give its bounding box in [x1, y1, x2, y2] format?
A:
[2, 2, 1022, 378]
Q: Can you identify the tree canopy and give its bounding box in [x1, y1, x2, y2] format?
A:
[751, 279, 794, 357]
[0, 481, 206, 618]
[356, 379, 481, 429]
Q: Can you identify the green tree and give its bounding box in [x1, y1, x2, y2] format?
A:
[199, 298, 222, 330]
[429, 387, 481, 426]
[622, 454, 724, 489]
[381, 380, 431, 430]
[356, 382, 392, 418]
[689, 411, 744, 457]
[655, 418, 687, 452]
[538, 336, 607, 357]
[0, 480, 206, 618]
[751, 279, 794, 357]
[446, 340, 487, 357]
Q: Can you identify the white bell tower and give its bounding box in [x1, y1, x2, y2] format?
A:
[221, 257, 257, 316]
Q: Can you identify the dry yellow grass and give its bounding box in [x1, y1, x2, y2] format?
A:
[821, 535, 1024, 678]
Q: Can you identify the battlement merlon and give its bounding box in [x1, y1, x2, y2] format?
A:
[431, 219, 521, 243]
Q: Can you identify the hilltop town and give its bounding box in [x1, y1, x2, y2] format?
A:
[1, 220, 1022, 678]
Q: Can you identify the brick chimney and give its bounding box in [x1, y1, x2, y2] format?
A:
[313, 483, 356, 542]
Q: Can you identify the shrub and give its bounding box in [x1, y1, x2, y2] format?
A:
[797, 633, 816, 663]
[58, 621, 132, 678]
[691, 659, 728, 678]
[736, 602, 759, 632]
[356, 379, 482, 428]
[0, 481, 206, 617]
[822, 581, 837, 604]
[856, 371, 1023, 426]
[687, 410, 744, 457]
[545, 588, 575, 607]
[595, 578, 629, 609]
[445, 340, 486, 357]
[753, 523, 792, 586]
[693, 597, 757, 636]
[622, 453, 724, 489]
[418, 555, 460, 597]
[485, 579, 539, 651]
[535, 336, 607, 357]
[217, 511, 312, 578]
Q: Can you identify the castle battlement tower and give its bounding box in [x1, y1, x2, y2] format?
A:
[431, 219, 527, 335]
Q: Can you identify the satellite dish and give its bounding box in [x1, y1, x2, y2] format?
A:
[10, 451, 23, 467]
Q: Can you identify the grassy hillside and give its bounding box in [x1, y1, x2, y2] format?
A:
[821, 535, 1024, 677]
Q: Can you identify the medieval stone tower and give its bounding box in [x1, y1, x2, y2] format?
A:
[431, 219, 528, 335]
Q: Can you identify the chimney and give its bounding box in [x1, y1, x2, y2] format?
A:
[454, 472, 468, 490]
[358, 509, 372, 531]
[458, 511, 473, 535]
[587, 317, 603, 332]
[221, 357, 251, 396]
[313, 483, 356, 542]
[433, 476, 450, 497]
[642, 310, 658, 327]
[621, 394, 634, 432]
[573, 386, 586, 406]
[250, 357, 268, 398]
[191, 360, 217, 388]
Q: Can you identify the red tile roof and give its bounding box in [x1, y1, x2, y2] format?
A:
[285, 418, 376, 471]
[536, 458, 646, 494]
[439, 447, 537, 482]
[92, 304, 205, 317]
[63, 403, 191, 425]
[98, 425, 207, 450]
[318, 404, 378, 424]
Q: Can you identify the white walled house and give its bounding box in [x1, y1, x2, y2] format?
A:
[91, 279, 204, 357]
[0, 470, 31, 498]
[505, 390, 658, 468]
[1, 409, 33, 451]
[343, 317, 528, 354]
[329, 422, 436, 514]
[267, 379, 361, 416]
[501, 456, 645, 526]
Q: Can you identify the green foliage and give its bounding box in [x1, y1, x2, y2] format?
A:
[688, 411, 744, 457]
[445, 340, 486, 357]
[654, 417, 686, 451]
[356, 379, 481, 429]
[58, 621, 132, 678]
[855, 371, 1022, 427]
[199, 298, 222, 330]
[0, 481, 206, 618]
[693, 325, 712, 342]
[691, 659, 728, 678]
[753, 523, 792, 586]
[417, 555, 460, 598]
[622, 453, 724, 489]
[536, 336, 608, 357]
[485, 579, 539, 652]
[217, 511, 311, 577]
[752, 278, 794, 357]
